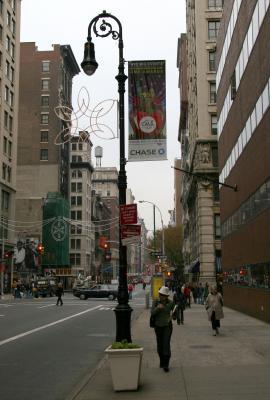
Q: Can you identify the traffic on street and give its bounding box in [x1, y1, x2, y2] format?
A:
[0, 288, 147, 400]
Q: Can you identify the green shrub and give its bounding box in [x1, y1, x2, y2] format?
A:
[111, 339, 140, 349]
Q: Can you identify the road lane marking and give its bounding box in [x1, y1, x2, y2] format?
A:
[38, 304, 55, 308]
[0, 305, 103, 347]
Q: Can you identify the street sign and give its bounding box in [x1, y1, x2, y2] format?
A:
[121, 224, 141, 245]
[120, 204, 138, 225]
[121, 224, 141, 239]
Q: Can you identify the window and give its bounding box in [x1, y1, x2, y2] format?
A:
[6, 36, 10, 52]
[70, 253, 81, 267]
[77, 196, 82, 206]
[231, 70, 236, 100]
[40, 149, 48, 161]
[42, 61, 50, 72]
[40, 131, 48, 142]
[2, 162, 7, 179]
[71, 239, 81, 250]
[211, 114, 217, 135]
[8, 141, 12, 157]
[5, 61, 10, 78]
[78, 143, 83, 150]
[208, 50, 216, 71]
[11, 0, 16, 10]
[214, 214, 221, 239]
[41, 79, 49, 90]
[0, 25, 3, 42]
[72, 143, 77, 151]
[10, 67, 14, 83]
[208, 21, 220, 40]
[11, 42, 14, 58]
[11, 19, 15, 35]
[7, 166, 11, 182]
[1, 190, 10, 211]
[9, 115, 13, 131]
[7, 11, 11, 28]
[41, 95, 49, 106]
[208, 0, 223, 8]
[41, 113, 49, 124]
[4, 111, 8, 128]
[71, 196, 76, 206]
[209, 82, 216, 103]
[3, 137, 7, 154]
[0, 51, 2, 67]
[0, 1, 3, 14]
[4, 85, 9, 102]
[212, 145, 219, 167]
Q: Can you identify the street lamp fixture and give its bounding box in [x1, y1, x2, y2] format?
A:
[139, 200, 165, 257]
[82, 11, 132, 342]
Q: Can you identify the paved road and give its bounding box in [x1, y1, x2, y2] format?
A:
[0, 288, 146, 400]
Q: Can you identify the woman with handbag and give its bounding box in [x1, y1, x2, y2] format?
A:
[205, 285, 224, 336]
[150, 286, 174, 372]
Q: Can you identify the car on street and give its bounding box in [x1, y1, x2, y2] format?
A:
[73, 284, 118, 300]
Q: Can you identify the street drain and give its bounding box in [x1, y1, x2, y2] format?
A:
[189, 345, 212, 349]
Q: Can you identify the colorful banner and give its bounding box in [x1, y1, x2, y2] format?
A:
[128, 60, 167, 161]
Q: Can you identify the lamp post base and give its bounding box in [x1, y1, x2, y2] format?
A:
[114, 303, 133, 342]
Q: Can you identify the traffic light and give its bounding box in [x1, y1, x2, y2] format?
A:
[37, 243, 44, 255]
[99, 236, 109, 249]
[4, 250, 13, 259]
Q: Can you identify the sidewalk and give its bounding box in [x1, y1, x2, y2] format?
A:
[68, 301, 270, 400]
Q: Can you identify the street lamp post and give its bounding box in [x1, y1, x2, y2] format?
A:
[139, 201, 165, 257]
[81, 10, 132, 342]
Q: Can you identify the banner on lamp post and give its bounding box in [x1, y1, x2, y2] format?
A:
[128, 60, 167, 162]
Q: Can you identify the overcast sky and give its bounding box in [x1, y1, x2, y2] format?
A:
[20, 0, 186, 233]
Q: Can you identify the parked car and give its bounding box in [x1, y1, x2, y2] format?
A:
[73, 284, 118, 300]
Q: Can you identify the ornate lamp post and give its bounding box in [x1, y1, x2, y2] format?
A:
[81, 11, 132, 342]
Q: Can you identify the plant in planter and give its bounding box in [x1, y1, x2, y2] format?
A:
[105, 340, 143, 391]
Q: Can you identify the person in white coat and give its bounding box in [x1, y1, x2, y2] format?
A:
[205, 285, 224, 336]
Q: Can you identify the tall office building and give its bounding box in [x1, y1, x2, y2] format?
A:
[217, 0, 270, 322]
[16, 42, 80, 240]
[179, 0, 223, 283]
[0, 0, 21, 251]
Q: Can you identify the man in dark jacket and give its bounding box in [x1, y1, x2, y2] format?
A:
[173, 287, 185, 324]
[55, 283, 64, 306]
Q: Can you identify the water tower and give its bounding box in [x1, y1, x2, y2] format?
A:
[95, 146, 103, 167]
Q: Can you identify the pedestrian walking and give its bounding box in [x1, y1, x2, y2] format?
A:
[55, 282, 64, 306]
[173, 286, 185, 324]
[151, 286, 174, 372]
[203, 282, 209, 305]
[128, 283, 133, 299]
[184, 284, 191, 307]
[205, 285, 224, 336]
[197, 283, 204, 304]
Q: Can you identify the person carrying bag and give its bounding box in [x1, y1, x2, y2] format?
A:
[150, 286, 174, 372]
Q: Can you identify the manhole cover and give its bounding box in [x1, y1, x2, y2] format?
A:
[189, 345, 212, 349]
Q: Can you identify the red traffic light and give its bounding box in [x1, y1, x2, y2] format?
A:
[4, 250, 13, 259]
[99, 236, 109, 249]
[37, 243, 44, 254]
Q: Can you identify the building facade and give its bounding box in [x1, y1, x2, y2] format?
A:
[217, 0, 270, 322]
[0, 0, 21, 293]
[0, 0, 21, 248]
[70, 132, 94, 279]
[179, 0, 223, 283]
[92, 167, 119, 279]
[16, 43, 79, 278]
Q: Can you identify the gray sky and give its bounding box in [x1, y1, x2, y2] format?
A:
[20, 0, 186, 233]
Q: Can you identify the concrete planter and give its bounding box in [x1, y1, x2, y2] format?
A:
[105, 345, 143, 391]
